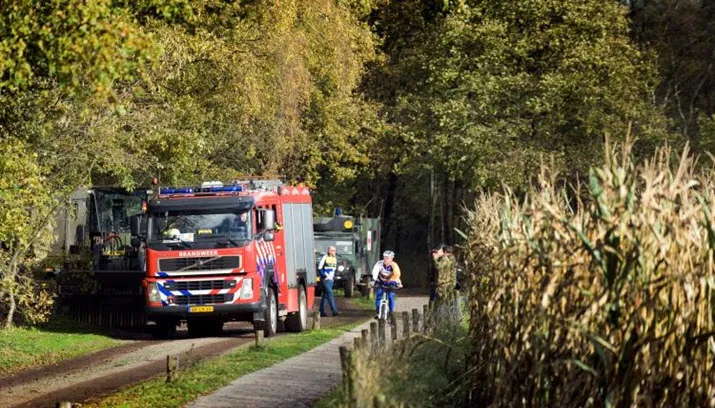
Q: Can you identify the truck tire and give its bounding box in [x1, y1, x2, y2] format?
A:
[264, 286, 278, 337]
[344, 273, 354, 298]
[285, 286, 307, 332]
[151, 319, 177, 339]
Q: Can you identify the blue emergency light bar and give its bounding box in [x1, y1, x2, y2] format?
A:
[160, 187, 194, 194]
[207, 185, 243, 192]
[159, 185, 243, 195]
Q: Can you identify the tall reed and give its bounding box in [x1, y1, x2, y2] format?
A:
[466, 141, 715, 407]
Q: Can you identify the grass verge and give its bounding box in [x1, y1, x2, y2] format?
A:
[328, 287, 374, 312]
[336, 289, 374, 311]
[0, 316, 121, 376]
[349, 294, 374, 311]
[314, 386, 344, 408]
[88, 323, 364, 408]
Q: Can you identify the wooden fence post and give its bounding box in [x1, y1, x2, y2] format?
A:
[361, 329, 369, 348]
[423, 304, 430, 332]
[378, 319, 386, 349]
[166, 355, 179, 382]
[312, 311, 321, 330]
[339, 346, 349, 390]
[255, 327, 265, 347]
[412, 308, 419, 333]
[402, 311, 410, 338]
[339, 345, 355, 404]
[354, 337, 362, 350]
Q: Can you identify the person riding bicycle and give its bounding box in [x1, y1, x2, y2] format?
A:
[371, 250, 402, 319]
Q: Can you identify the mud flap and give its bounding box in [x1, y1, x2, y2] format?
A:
[253, 287, 267, 322]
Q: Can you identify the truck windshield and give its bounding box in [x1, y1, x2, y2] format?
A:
[148, 209, 251, 246]
[92, 190, 144, 234]
[315, 239, 354, 255]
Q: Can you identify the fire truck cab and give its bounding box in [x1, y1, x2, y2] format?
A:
[134, 180, 316, 338]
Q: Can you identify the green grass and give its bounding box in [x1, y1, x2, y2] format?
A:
[0, 316, 121, 376]
[314, 386, 345, 408]
[328, 287, 374, 311]
[89, 323, 364, 408]
[349, 293, 375, 311]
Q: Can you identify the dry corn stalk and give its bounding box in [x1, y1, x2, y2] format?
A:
[466, 141, 715, 407]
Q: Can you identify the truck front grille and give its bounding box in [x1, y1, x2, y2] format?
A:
[159, 256, 240, 272]
[175, 294, 233, 305]
[164, 280, 231, 291]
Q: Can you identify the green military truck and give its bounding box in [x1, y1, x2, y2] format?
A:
[313, 212, 381, 298]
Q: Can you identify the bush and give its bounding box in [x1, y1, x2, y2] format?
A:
[465, 140, 715, 406]
[0, 271, 56, 326]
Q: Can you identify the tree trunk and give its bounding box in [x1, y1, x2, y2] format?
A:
[428, 170, 436, 252]
[4, 294, 15, 329]
[453, 180, 464, 243]
[382, 172, 398, 250]
[439, 173, 445, 245]
[4, 263, 17, 329]
[446, 178, 455, 245]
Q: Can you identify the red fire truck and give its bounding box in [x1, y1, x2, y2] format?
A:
[130, 179, 316, 338]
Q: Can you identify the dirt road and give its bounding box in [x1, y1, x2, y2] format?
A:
[0, 297, 372, 408]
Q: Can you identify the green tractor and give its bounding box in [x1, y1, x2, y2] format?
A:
[45, 187, 150, 328]
[313, 211, 381, 298]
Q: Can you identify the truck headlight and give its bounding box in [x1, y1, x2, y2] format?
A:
[239, 278, 253, 300]
[337, 265, 345, 272]
[148, 282, 161, 303]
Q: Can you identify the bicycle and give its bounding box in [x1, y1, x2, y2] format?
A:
[374, 280, 400, 322]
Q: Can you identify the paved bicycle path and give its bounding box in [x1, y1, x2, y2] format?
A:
[188, 296, 428, 408]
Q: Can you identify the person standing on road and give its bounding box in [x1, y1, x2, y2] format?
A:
[318, 246, 340, 317]
[371, 250, 402, 319]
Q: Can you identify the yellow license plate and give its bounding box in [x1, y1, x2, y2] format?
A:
[189, 306, 214, 313]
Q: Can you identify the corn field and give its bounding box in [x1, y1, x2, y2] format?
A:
[466, 141, 715, 407]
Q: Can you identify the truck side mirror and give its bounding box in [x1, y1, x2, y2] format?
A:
[264, 210, 275, 230]
[75, 225, 86, 244]
[130, 215, 142, 237]
[264, 231, 275, 242]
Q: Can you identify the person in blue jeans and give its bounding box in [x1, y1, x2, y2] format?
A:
[318, 246, 340, 316]
[371, 250, 402, 319]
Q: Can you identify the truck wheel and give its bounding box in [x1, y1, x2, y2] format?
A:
[264, 286, 278, 337]
[285, 286, 307, 332]
[344, 273, 354, 298]
[151, 319, 177, 339]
